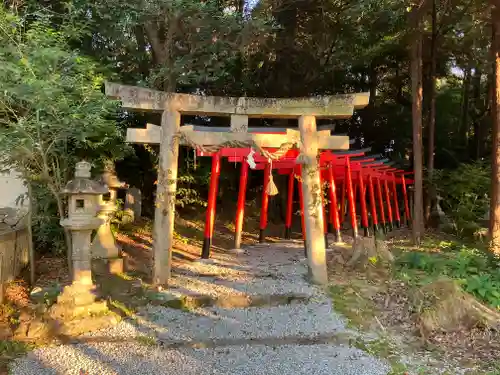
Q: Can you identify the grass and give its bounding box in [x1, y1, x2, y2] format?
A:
[135, 335, 157, 346]
[351, 336, 411, 374]
[0, 340, 33, 358]
[109, 299, 136, 318]
[329, 284, 376, 329]
[0, 340, 35, 373]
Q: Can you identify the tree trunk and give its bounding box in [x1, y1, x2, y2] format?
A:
[134, 26, 151, 81]
[425, 0, 438, 224]
[472, 66, 483, 159]
[54, 193, 72, 277]
[411, 25, 425, 245]
[489, 0, 500, 254]
[24, 179, 35, 286]
[145, 21, 177, 92]
[369, 61, 378, 106]
[461, 67, 471, 148]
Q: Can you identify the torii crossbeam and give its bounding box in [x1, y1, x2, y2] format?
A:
[105, 82, 369, 285]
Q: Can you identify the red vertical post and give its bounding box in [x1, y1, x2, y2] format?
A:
[353, 182, 358, 206]
[391, 173, 401, 228]
[376, 176, 387, 232]
[320, 170, 328, 248]
[328, 164, 341, 243]
[384, 176, 393, 231]
[234, 161, 249, 249]
[340, 182, 346, 224]
[368, 174, 379, 233]
[297, 166, 307, 257]
[284, 171, 295, 239]
[259, 163, 271, 243]
[202, 153, 221, 259]
[358, 168, 369, 236]
[401, 175, 411, 226]
[346, 157, 358, 238]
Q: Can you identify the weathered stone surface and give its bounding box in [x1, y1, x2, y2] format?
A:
[91, 163, 125, 259]
[14, 319, 50, 341]
[55, 313, 120, 337]
[91, 210, 120, 259]
[0, 207, 27, 228]
[105, 82, 369, 118]
[124, 187, 141, 223]
[55, 283, 98, 307]
[0, 322, 12, 339]
[108, 258, 124, 274]
[50, 299, 108, 321]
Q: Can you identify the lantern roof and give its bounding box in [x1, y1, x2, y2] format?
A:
[62, 161, 108, 195]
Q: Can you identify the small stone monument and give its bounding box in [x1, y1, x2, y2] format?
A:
[51, 161, 109, 320]
[430, 194, 451, 230]
[90, 161, 126, 273]
[123, 187, 141, 223]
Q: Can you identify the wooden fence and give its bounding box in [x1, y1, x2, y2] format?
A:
[0, 226, 29, 303]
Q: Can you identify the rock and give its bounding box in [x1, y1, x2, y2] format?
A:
[30, 287, 42, 295]
[14, 319, 50, 341]
[55, 313, 120, 337]
[0, 322, 12, 340]
[25, 320, 50, 340]
[50, 300, 108, 321]
[108, 258, 124, 274]
[30, 284, 62, 305]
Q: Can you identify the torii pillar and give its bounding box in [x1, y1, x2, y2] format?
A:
[299, 116, 328, 284]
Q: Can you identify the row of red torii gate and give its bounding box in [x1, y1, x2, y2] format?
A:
[196, 143, 414, 258]
[104, 82, 414, 285]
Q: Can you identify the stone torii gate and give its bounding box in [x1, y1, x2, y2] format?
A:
[105, 82, 369, 285]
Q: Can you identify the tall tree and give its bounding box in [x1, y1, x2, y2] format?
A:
[425, 0, 438, 223]
[489, 0, 500, 254]
[410, 1, 428, 244]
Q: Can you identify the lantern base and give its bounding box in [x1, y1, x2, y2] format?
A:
[51, 283, 108, 320]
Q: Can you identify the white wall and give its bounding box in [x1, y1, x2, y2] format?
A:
[0, 169, 28, 208]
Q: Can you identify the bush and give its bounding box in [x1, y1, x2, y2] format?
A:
[432, 162, 490, 236]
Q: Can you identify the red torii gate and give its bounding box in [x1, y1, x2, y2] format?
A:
[197, 144, 413, 258]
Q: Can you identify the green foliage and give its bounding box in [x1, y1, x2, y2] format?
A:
[31, 184, 65, 254]
[77, 0, 271, 93]
[0, 8, 128, 253]
[432, 162, 490, 236]
[0, 339, 34, 358]
[144, 145, 210, 209]
[397, 243, 500, 309]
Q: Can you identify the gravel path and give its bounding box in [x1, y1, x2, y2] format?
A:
[10, 241, 391, 375]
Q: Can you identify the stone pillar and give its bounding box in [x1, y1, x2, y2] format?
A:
[90, 163, 125, 273]
[298, 116, 328, 285]
[124, 187, 142, 223]
[91, 196, 120, 259]
[153, 110, 181, 285]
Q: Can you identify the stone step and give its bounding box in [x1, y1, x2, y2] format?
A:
[158, 332, 354, 349]
[146, 291, 312, 309]
[138, 299, 345, 342]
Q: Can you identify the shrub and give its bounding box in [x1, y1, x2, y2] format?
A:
[432, 162, 490, 236]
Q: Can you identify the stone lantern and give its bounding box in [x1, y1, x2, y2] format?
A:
[91, 161, 126, 274]
[53, 161, 108, 318]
